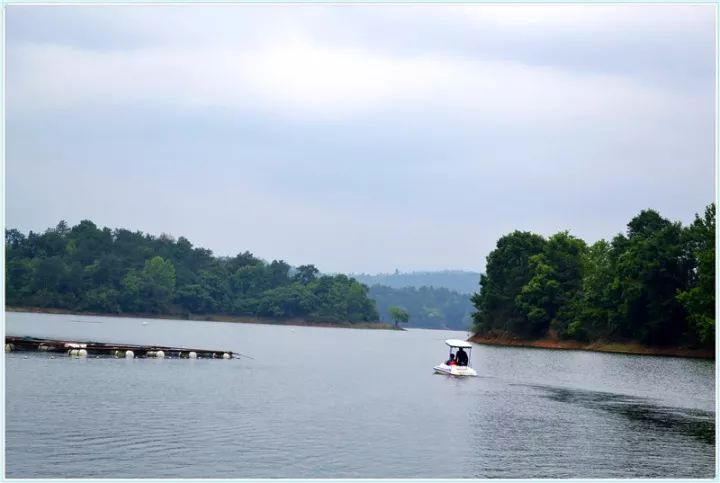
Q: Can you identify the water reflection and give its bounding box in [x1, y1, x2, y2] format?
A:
[520, 383, 715, 445]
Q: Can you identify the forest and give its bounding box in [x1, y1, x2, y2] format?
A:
[472, 204, 715, 348]
[5, 220, 379, 324]
[368, 285, 473, 330]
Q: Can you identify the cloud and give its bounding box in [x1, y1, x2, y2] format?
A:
[5, 5, 715, 273]
[8, 35, 700, 127]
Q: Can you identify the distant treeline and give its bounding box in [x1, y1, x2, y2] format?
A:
[368, 285, 473, 330]
[472, 205, 715, 348]
[352, 270, 481, 294]
[5, 221, 379, 323]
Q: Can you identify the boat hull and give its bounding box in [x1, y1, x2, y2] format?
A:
[433, 363, 477, 377]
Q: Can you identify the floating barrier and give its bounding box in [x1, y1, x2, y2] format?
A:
[6, 336, 241, 360]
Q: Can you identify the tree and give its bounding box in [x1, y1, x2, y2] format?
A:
[388, 306, 410, 329]
[613, 210, 690, 344]
[677, 203, 715, 347]
[570, 240, 619, 340]
[120, 270, 144, 312]
[516, 232, 587, 339]
[471, 231, 546, 335]
[294, 264, 319, 284]
[175, 284, 216, 313]
[55, 220, 70, 236]
[141, 256, 176, 312]
[5, 229, 26, 250]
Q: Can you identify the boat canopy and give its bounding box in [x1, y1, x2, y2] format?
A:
[445, 339, 472, 348]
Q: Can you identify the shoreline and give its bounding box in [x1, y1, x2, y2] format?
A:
[5, 306, 398, 331]
[468, 334, 714, 359]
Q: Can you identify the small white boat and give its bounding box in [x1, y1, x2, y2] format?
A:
[433, 339, 477, 377]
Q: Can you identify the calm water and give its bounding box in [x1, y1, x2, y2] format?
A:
[5, 312, 716, 478]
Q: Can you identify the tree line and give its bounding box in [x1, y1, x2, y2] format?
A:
[5, 220, 379, 324]
[368, 285, 473, 330]
[472, 204, 715, 348]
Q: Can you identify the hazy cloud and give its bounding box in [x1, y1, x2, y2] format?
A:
[5, 5, 716, 273]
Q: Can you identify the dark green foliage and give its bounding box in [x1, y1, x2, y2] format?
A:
[471, 231, 546, 336]
[472, 205, 715, 348]
[677, 204, 716, 347]
[5, 220, 379, 324]
[369, 285, 473, 330]
[516, 232, 587, 339]
[613, 210, 691, 344]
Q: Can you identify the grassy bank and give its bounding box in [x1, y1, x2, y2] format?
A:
[5, 306, 398, 330]
[468, 334, 714, 359]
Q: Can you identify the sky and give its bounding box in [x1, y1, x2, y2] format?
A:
[5, 5, 716, 274]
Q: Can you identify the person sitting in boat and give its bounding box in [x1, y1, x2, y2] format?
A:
[456, 348, 468, 366]
[446, 354, 457, 366]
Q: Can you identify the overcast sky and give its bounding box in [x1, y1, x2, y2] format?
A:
[5, 5, 716, 274]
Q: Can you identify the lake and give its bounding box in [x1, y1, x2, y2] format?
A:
[4, 312, 716, 478]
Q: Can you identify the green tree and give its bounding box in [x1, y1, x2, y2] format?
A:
[613, 210, 690, 344]
[516, 232, 587, 339]
[388, 305, 410, 329]
[294, 264, 319, 284]
[175, 284, 215, 313]
[471, 231, 546, 335]
[120, 270, 144, 312]
[141, 256, 176, 312]
[81, 287, 121, 313]
[570, 240, 619, 340]
[677, 203, 715, 347]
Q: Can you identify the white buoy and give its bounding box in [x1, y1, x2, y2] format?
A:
[156, 350, 165, 358]
[69, 349, 79, 357]
[147, 350, 156, 358]
[125, 350, 134, 359]
[114, 350, 120, 358]
[188, 351, 197, 359]
[78, 349, 88, 357]
[222, 353, 231, 359]
[5, 344, 12, 352]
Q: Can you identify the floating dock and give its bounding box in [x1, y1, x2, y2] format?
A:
[5, 336, 239, 359]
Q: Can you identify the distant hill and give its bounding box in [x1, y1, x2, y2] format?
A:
[368, 284, 474, 331]
[352, 270, 481, 294]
